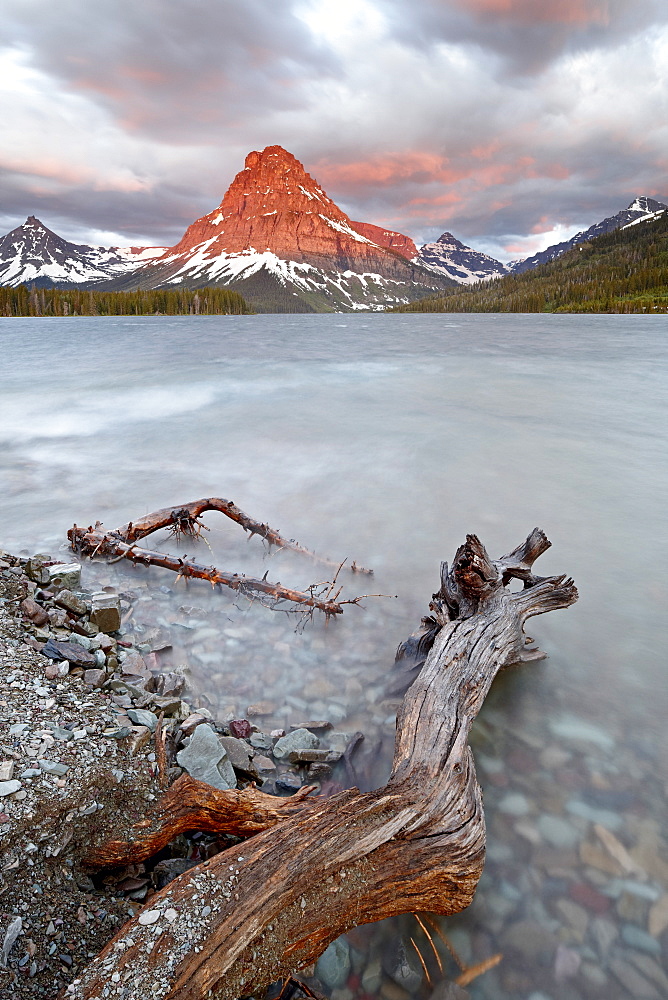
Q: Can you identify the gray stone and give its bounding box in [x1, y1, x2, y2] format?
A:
[219, 736, 257, 777]
[273, 727, 320, 759]
[590, 916, 618, 959]
[287, 748, 336, 764]
[565, 798, 622, 830]
[537, 814, 580, 849]
[127, 709, 159, 731]
[47, 563, 81, 592]
[51, 727, 74, 742]
[176, 723, 236, 790]
[249, 732, 274, 751]
[549, 715, 613, 750]
[38, 760, 69, 776]
[0, 761, 14, 781]
[498, 792, 530, 816]
[25, 554, 52, 584]
[0, 779, 22, 796]
[84, 668, 107, 689]
[501, 919, 557, 962]
[621, 924, 661, 955]
[362, 958, 383, 994]
[316, 937, 351, 990]
[275, 772, 302, 793]
[41, 637, 97, 667]
[90, 593, 121, 633]
[54, 590, 88, 616]
[386, 940, 423, 993]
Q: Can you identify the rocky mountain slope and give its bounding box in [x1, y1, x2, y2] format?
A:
[417, 231, 508, 283]
[509, 197, 668, 273]
[113, 145, 451, 311]
[0, 216, 165, 288]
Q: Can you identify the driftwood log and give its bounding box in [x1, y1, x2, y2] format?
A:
[67, 498, 372, 618]
[63, 529, 577, 1000]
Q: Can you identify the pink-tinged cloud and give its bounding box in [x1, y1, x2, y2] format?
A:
[454, 0, 609, 26]
[313, 152, 464, 189]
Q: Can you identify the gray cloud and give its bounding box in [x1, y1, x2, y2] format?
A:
[0, 0, 666, 260]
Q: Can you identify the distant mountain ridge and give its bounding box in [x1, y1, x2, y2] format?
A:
[0, 216, 165, 288]
[0, 156, 665, 311]
[508, 196, 668, 273]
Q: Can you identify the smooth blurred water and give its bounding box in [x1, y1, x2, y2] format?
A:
[1, 313, 667, 998]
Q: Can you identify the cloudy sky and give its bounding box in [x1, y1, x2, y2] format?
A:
[1, 0, 667, 261]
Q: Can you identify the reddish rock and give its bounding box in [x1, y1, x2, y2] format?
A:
[229, 719, 252, 738]
[144, 146, 433, 284]
[21, 597, 49, 627]
[569, 881, 611, 914]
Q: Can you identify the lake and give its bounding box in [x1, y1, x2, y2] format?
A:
[1, 313, 667, 999]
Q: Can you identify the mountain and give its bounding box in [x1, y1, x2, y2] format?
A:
[416, 232, 508, 283]
[0, 216, 165, 288]
[392, 207, 668, 314]
[112, 145, 452, 311]
[508, 196, 668, 274]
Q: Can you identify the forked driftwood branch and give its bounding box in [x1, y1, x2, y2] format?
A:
[67, 497, 372, 617]
[63, 529, 577, 1000]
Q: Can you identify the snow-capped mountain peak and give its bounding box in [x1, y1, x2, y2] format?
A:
[0, 216, 166, 288]
[417, 231, 508, 284]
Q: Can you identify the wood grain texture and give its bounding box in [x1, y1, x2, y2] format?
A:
[62, 530, 577, 1000]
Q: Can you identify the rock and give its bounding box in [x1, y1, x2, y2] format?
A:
[179, 713, 209, 736]
[54, 590, 88, 616]
[610, 958, 661, 998]
[273, 727, 320, 759]
[385, 940, 423, 993]
[590, 916, 618, 959]
[0, 761, 15, 781]
[620, 923, 661, 954]
[501, 919, 558, 962]
[150, 695, 182, 715]
[247, 701, 275, 716]
[176, 723, 236, 790]
[0, 779, 22, 796]
[90, 593, 121, 633]
[229, 719, 252, 738]
[46, 563, 81, 592]
[252, 754, 276, 773]
[497, 792, 530, 816]
[120, 650, 151, 677]
[20, 597, 49, 626]
[627, 953, 668, 993]
[427, 985, 469, 1000]
[51, 727, 74, 742]
[219, 736, 257, 777]
[83, 668, 107, 689]
[249, 732, 273, 751]
[25, 554, 52, 584]
[568, 881, 610, 914]
[138, 909, 161, 926]
[565, 798, 622, 830]
[37, 760, 69, 775]
[127, 726, 152, 753]
[648, 893, 668, 937]
[361, 957, 383, 994]
[275, 772, 302, 793]
[291, 720, 333, 732]
[41, 637, 97, 667]
[127, 709, 159, 731]
[315, 937, 351, 990]
[554, 943, 581, 980]
[548, 715, 614, 749]
[537, 814, 580, 849]
[287, 748, 336, 764]
[555, 899, 588, 939]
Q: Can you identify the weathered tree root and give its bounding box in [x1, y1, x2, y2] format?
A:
[68, 497, 373, 616]
[62, 529, 577, 1000]
[85, 775, 318, 868]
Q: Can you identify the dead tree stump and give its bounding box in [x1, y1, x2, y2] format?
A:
[62, 529, 577, 1000]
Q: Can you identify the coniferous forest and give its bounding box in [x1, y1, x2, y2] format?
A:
[393, 211, 668, 313]
[0, 285, 252, 317]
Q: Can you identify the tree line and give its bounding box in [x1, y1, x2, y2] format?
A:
[393, 211, 668, 314]
[0, 285, 252, 317]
